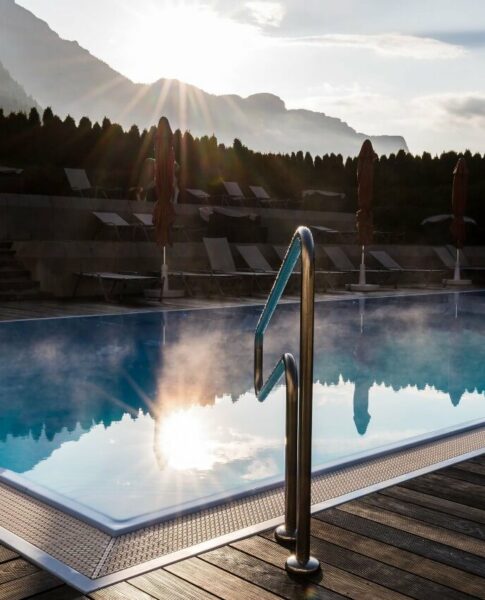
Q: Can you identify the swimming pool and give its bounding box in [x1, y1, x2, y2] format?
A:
[0, 291, 484, 535]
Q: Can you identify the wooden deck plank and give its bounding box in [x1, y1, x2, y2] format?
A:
[308, 517, 485, 599]
[472, 454, 485, 466]
[130, 568, 219, 600]
[455, 461, 485, 477]
[166, 556, 281, 600]
[0, 558, 39, 585]
[315, 507, 485, 577]
[89, 581, 157, 600]
[259, 528, 468, 600]
[440, 466, 485, 487]
[0, 546, 18, 564]
[201, 543, 346, 600]
[381, 485, 485, 525]
[230, 535, 408, 600]
[339, 499, 485, 557]
[402, 472, 485, 510]
[363, 492, 485, 540]
[0, 570, 62, 600]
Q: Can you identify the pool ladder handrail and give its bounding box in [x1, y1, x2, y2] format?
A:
[254, 226, 320, 575]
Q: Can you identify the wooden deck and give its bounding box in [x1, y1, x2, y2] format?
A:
[0, 454, 483, 599]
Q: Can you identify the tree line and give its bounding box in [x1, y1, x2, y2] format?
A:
[0, 107, 483, 240]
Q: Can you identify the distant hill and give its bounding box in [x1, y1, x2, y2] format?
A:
[0, 60, 39, 115]
[0, 0, 408, 156]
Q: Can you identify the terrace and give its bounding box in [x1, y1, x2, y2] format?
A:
[0, 178, 483, 598]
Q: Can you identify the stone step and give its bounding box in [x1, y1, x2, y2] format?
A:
[0, 279, 39, 292]
[0, 288, 44, 301]
[0, 256, 20, 267]
[0, 249, 15, 257]
[0, 269, 30, 280]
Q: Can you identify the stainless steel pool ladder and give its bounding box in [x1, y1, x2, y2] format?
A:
[254, 226, 320, 575]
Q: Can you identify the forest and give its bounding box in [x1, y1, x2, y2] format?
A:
[0, 107, 483, 242]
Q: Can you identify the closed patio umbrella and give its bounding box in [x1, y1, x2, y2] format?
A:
[152, 117, 182, 298]
[153, 117, 176, 248]
[354, 139, 377, 288]
[450, 158, 469, 282]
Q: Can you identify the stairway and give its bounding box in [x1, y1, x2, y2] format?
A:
[0, 242, 42, 300]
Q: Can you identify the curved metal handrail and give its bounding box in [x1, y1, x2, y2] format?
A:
[254, 225, 319, 575]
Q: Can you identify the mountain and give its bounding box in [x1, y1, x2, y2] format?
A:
[0, 0, 408, 156]
[0, 60, 39, 115]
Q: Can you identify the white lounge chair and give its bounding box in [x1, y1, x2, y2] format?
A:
[93, 212, 134, 240]
[222, 181, 246, 206]
[434, 246, 485, 274]
[65, 168, 94, 196]
[186, 188, 211, 202]
[65, 168, 122, 198]
[273, 245, 337, 291]
[236, 245, 277, 274]
[133, 212, 192, 242]
[249, 185, 282, 208]
[323, 247, 358, 272]
[204, 237, 272, 294]
[370, 250, 444, 286]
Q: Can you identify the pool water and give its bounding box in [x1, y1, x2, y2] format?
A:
[0, 292, 484, 532]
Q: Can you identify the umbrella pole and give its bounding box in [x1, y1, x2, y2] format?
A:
[453, 248, 461, 282]
[161, 246, 169, 297]
[359, 245, 366, 285]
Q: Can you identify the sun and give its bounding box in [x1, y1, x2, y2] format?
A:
[124, 3, 262, 92]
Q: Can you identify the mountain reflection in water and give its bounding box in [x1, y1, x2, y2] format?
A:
[0, 292, 484, 469]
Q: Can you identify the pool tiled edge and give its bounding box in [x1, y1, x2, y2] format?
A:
[0, 425, 483, 593]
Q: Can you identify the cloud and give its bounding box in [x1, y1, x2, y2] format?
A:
[426, 30, 485, 48]
[288, 33, 466, 60]
[290, 84, 403, 135]
[414, 93, 485, 125]
[245, 1, 285, 27]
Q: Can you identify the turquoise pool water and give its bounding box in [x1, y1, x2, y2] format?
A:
[0, 292, 484, 532]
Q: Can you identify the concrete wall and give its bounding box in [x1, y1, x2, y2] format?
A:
[0, 193, 355, 243]
[15, 238, 483, 298]
[4, 193, 483, 298]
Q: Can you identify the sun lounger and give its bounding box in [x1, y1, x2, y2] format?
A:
[93, 212, 135, 240]
[204, 237, 272, 294]
[72, 272, 159, 301]
[134, 212, 198, 242]
[273, 245, 337, 291]
[321, 246, 390, 288]
[222, 181, 246, 206]
[433, 246, 456, 269]
[435, 246, 485, 275]
[65, 168, 94, 196]
[65, 168, 121, 198]
[186, 188, 211, 202]
[236, 245, 277, 274]
[323, 246, 359, 272]
[249, 185, 283, 208]
[369, 250, 444, 286]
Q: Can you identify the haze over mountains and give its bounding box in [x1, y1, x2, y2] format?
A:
[0, 60, 39, 115]
[0, 0, 408, 156]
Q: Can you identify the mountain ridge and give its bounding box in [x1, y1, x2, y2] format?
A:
[0, 59, 40, 115]
[0, 0, 408, 156]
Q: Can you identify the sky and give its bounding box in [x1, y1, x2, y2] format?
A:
[16, 0, 485, 155]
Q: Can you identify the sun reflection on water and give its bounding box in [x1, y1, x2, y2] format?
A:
[157, 409, 216, 472]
